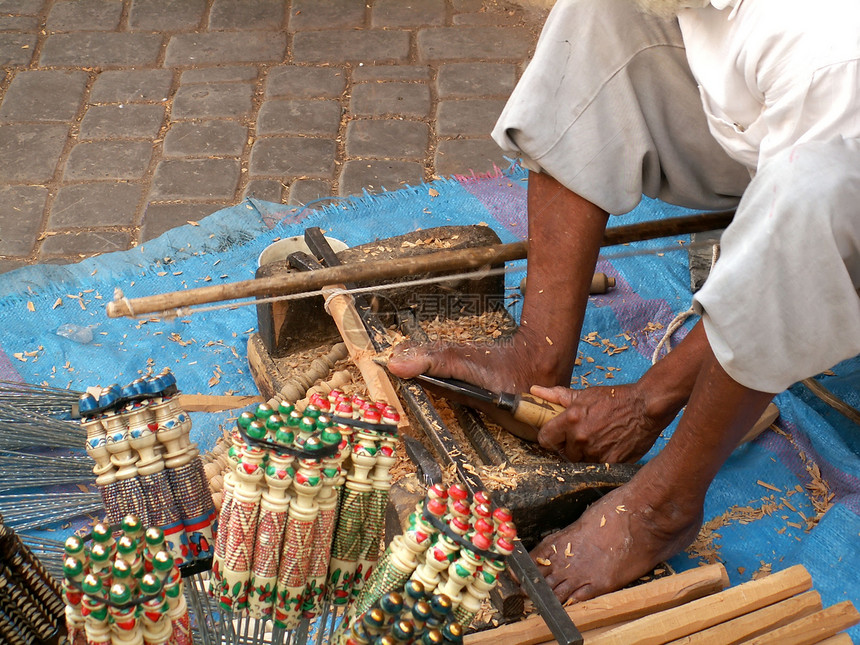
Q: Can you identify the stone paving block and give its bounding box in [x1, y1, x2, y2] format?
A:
[129, 0, 205, 31]
[452, 9, 524, 25]
[90, 70, 173, 103]
[141, 203, 221, 242]
[172, 83, 254, 119]
[0, 124, 68, 182]
[243, 179, 284, 203]
[451, 0, 483, 10]
[150, 158, 241, 200]
[209, 0, 285, 30]
[436, 99, 506, 136]
[345, 120, 428, 159]
[436, 62, 516, 97]
[0, 0, 44, 14]
[257, 99, 342, 136]
[265, 66, 345, 99]
[79, 104, 165, 140]
[0, 70, 88, 123]
[39, 230, 131, 257]
[40, 33, 163, 67]
[0, 186, 47, 256]
[350, 82, 431, 118]
[249, 137, 336, 177]
[165, 32, 286, 66]
[0, 35, 37, 67]
[371, 0, 444, 27]
[49, 182, 142, 228]
[339, 159, 423, 196]
[0, 16, 39, 30]
[418, 27, 532, 61]
[352, 65, 431, 82]
[47, 0, 123, 31]
[0, 260, 28, 275]
[149, 159, 241, 201]
[288, 0, 365, 31]
[163, 121, 247, 157]
[288, 179, 332, 206]
[65, 140, 153, 181]
[293, 30, 409, 64]
[434, 137, 505, 176]
[181, 66, 259, 85]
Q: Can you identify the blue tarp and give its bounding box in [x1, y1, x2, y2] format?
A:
[0, 164, 857, 639]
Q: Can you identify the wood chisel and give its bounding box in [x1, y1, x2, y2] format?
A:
[413, 373, 566, 428]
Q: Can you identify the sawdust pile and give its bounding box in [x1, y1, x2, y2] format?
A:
[686, 424, 836, 565]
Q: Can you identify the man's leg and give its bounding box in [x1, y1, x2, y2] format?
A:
[533, 330, 774, 601]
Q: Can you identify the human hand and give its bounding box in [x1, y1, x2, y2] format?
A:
[532, 383, 665, 463]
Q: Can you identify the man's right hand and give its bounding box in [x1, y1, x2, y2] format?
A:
[531, 383, 668, 463]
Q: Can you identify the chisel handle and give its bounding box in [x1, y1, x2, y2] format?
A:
[497, 392, 567, 428]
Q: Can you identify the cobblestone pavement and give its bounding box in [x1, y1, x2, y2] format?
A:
[0, 0, 545, 274]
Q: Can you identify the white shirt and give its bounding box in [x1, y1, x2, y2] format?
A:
[678, 0, 860, 173]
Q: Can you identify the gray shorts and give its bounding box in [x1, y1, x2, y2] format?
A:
[495, 0, 860, 392]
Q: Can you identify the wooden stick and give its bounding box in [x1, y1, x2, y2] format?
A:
[322, 285, 409, 432]
[585, 565, 813, 645]
[814, 634, 854, 645]
[742, 601, 860, 645]
[464, 564, 730, 645]
[177, 394, 263, 412]
[106, 211, 735, 319]
[664, 591, 822, 645]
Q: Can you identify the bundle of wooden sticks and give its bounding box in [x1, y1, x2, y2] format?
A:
[464, 562, 859, 645]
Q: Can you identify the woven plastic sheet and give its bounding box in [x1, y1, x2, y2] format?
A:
[0, 165, 857, 639]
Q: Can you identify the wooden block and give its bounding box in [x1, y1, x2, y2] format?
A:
[664, 591, 822, 645]
[177, 393, 262, 412]
[585, 565, 813, 645]
[464, 564, 730, 645]
[742, 601, 860, 645]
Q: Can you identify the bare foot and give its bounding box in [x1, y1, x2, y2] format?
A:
[388, 330, 572, 440]
[531, 469, 703, 602]
[531, 382, 680, 463]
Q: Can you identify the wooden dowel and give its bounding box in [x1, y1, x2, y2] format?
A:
[177, 394, 263, 412]
[322, 285, 409, 432]
[464, 564, 730, 645]
[813, 634, 854, 645]
[106, 210, 735, 319]
[743, 601, 860, 645]
[664, 591, 822, 645]
[585, 565, 813, 645]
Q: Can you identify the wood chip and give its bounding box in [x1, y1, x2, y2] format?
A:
[757, 480, 782, 492]
[536, 557, 551, 566]
[600, 515, 606, 527]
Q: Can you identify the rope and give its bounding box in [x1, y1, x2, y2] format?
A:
[652, 243, 720, 364]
